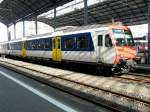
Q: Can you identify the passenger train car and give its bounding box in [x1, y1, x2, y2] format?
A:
[0, 24, 136, 73]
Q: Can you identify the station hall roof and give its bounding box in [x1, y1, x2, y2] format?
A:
[38, 0, 148, 27]
[0, 0, 148, 27]
[0, 0, 73, 26]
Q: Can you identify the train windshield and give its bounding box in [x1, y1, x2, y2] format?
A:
[113, 29, 134, 46]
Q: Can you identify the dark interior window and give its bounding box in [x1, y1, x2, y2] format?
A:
[64, 38, 74, 49]
[44, 39, 49, 49]
[24, 42, 27, 49]
[52, 39, 56, 49]
[58, 38, 61, 49]
[98, 35, 103, 46]
[105, 34, 112, 47]
[77, 37, 88, 49]
[40, 40, 45, 49]
[26, 41, 31, 50]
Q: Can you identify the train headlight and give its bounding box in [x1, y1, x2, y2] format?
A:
[120, 54, 124, 58]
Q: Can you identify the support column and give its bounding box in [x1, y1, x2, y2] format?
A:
[148, 0, 150, 64]
[84, 0, 88, 25]
[23, 19, 25, 37]
[7, 26, 11, 41]
[35, 16, 38, 35]
[54, 7, 56, 30]
[14, 23, 16, 40]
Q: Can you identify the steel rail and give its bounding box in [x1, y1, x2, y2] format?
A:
[114, 75, 150, 84]
[129, 72, 150, 78]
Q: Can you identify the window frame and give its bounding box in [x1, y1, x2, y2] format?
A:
[105, 34, 113, 47]
[98, 35, 103, 46]
[76, 36, 89, 49]
[63, 37, 75, 49]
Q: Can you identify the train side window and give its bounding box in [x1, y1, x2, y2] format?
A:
[30, 42, 32, 50]
[58, 38, 61, 49]
[98, 35, 103, 46]
[105, 34, 112, 47]
[32, 41, 36, 49]
[45, 41, 49, 49]
[27, 41, 31, 50]
[12, 43, 14, 50]
[64, 38, 74, 49]
[37, 40, 40, 49]
[26, 41, 29, 49]
[35, 40, 38, 49]
[18, 42, 21, 50]
[44, 39, 50, 49]
[24, 42, 27, 49]
[77, 37, 88, 49]
[40, 39, 44, 49]
[16, 43, 18, 50]
[52, 39, 56, 49]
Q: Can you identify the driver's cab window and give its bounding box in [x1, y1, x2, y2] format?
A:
[105, 34, 113, 47]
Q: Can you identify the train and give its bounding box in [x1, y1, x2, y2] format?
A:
[0, 24, 136, 74]
[134, 37, 148, 64]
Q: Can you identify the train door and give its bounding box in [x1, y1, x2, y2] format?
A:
[97, 34, 104, 63]
[102, 34, 115, 64]
[22, 41, 26, 57]
[52, 37, 62, 61]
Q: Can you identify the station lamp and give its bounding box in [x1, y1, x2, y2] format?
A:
[0, 0, 3, 3]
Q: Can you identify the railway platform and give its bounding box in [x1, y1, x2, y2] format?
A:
[136, 64, 150, 70]
[0, 58, 149, 112]
[135, 64, 150, 74]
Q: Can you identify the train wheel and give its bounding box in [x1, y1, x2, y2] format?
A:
[120, 64, 130, 74]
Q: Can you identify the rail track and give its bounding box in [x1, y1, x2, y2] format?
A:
[114, 73, 150, 85]
[129, 72, 150, 78]
[0, 59, 150, 112]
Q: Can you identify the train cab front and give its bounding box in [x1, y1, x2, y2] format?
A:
[110, 25, 137, 74]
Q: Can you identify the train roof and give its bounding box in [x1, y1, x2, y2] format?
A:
[0, 41, 9, 44]
[9, 24, 109, 42]
[55, 24, 109, 33]
[2, 23, 129, 43]
[8, 39, 23, 43]
[26, 27, 108, 41]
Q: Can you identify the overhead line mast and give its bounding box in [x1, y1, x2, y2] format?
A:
[148, 0, 150, 64]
